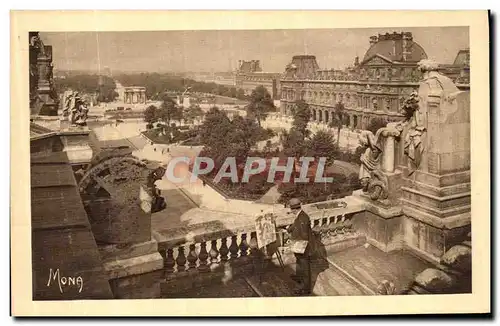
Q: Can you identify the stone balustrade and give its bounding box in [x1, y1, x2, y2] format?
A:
[157, 196, 367, 294]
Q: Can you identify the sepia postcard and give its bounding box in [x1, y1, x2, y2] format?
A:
[10, 10, 490, 317]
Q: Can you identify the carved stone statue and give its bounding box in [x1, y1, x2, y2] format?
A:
[358, 122, 403, 201]
[62, 90, 89, 126]
[358, 130, 384, 199]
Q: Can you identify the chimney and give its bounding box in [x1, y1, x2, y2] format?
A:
[369, 35, 378, 46]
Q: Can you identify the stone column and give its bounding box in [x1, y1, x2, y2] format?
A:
[349, 115, 354, 128]
[380, 124, 401, 173]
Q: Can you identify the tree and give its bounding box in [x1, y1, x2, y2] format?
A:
[158, 94, 183, 126]
[227, 115, 261, 164]
[329, 102, 345, 147]
[306, 130, 337, 165]
[144, 105, 158, 124]
[184, 104, 204, 125]
[236, 88, 246, 100]
[199, 107, 234, 166]
[366, 117, 387, 134]
[281, 128, 307, 178]
[292, 100, 311, 138]
[246, 85, 275, 127]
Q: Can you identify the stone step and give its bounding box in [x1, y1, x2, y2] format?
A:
[244, 271, 301, 297]
[313, 267, 367, 296]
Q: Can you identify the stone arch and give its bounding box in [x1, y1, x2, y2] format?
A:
[312, 108, 317, 121]
[324, 110, 330, 123]
[301, 90, 306, 100]
[318, 110, 323, 122]
[353, 115, 358, 129]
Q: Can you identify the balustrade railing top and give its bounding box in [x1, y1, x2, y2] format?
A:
[155, 195, 366, 250]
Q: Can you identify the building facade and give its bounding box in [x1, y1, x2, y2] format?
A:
[279, 32, 470, 130]
[124, 86, 147, 104]
[235, 60, 281, 100]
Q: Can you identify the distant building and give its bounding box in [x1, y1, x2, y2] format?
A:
[102, 66, 112, 77]
[235, 60, 281, 100]
[279, 32, 470, 130]
[124, 86, 147, 104]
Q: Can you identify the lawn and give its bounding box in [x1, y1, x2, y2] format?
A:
[141, 129, 172, 145]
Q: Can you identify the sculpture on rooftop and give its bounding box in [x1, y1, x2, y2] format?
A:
[62, 89, 89, 126]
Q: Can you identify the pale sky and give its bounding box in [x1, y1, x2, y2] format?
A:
[40, 26, 469, 74]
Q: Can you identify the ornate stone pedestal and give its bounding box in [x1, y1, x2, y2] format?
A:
[401, 84, 471, 263]
[352, 189, 404, 252]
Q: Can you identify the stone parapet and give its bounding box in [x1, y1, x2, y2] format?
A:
[99, 240, 164, 299]
[404, 233, 471, 294]
[351, 190, 404, 252]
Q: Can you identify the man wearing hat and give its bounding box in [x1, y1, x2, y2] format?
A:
[287, 198, 313, 295]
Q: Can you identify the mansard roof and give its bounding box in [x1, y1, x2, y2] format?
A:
[363, 36, 428, 63]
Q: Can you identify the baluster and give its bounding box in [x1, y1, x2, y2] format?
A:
[239, 233, 249, 257]
[344, 214, 353, 233]
[209, 239, 220, 266]
[249, 232, 258, 256]
[229, 235, 239, 260]
[164, 248, 175, 274]
[321, 217, 328, 232]
[219, 237, 230, 263]
[198, 242, 210, 273]
[187, 243, 198, 270]
[175, 246, 187, 272]
[328, 216, 335, 227]
[337, 214, 346, 233]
